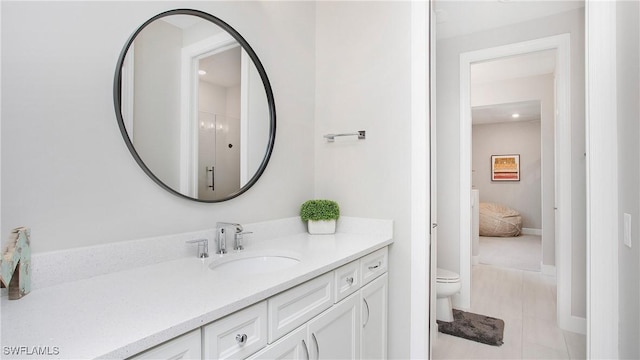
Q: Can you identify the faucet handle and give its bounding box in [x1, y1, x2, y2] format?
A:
[186, 239, 209, 258]
[234, 231, 253, 251]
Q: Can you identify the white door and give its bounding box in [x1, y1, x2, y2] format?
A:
[307, 292, 360, 360]
[361, 273, 388, 359]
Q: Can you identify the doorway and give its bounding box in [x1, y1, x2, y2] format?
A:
[457, 35, 579, 332]
[470, 49, 551, 274]
[471, 98, 543, 272]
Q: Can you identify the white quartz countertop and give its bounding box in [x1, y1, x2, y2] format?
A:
[1, 219, 393, 359]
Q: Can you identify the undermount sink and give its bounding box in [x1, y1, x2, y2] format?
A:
[208, 250, 301, 275]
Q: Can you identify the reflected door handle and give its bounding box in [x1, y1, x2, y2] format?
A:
[432, 223, 438, 228]
[207, 166, 215, 191]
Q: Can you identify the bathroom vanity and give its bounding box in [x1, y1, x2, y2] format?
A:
[0, 217, 392, 359]
[135, 247, 388, 360]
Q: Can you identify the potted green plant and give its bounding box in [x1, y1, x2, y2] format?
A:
[300, 199, 340, 234]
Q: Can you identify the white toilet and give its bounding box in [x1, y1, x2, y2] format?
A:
[436, 268, 461, 322]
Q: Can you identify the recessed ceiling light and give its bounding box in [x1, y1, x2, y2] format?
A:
[198, 70, 207, 76]
[512, 113, 520, 118]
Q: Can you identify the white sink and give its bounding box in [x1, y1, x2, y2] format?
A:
[209, 250, 301, 275]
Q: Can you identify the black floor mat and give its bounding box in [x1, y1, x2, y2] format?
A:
[437, 309, 505, 346]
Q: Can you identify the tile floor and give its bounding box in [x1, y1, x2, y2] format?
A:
[432, 264, 586, 359]
[478, 235, 542, 272]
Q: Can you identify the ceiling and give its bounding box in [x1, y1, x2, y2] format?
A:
[470, 51, 551, 125]
[434, 0, 585, 40]
[160, 15, 202, 29]
[472, 100, 541, 125]
[199, 46, 241, 88]
[158, 17, 240, 88]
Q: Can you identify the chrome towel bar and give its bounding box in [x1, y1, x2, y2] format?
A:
[323, 130, 366, 142]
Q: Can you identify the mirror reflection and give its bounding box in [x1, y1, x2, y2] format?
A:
[116, 10, 274, 202]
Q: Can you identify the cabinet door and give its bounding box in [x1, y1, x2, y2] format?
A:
[361, 273, 388, 360]
[307, 292, 360, 360]
[130, 329, 201, 360]
[246, 325, 309, 360]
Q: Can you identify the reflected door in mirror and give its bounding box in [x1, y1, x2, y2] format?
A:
[114, 9, 275, 202]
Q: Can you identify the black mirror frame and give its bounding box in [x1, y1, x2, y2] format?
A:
[113, 8, 276, 203]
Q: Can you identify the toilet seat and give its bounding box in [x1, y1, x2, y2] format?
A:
[436, 268, 460, 283]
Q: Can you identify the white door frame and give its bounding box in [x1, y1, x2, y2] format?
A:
[458, 34, 583, 333]
[585, 1, 619, 357]
[409, 1, 430, 358]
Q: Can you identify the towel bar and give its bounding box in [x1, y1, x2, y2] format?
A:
[323, 130, 366, 142]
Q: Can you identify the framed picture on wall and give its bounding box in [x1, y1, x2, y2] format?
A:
[491, 154, 520, 181]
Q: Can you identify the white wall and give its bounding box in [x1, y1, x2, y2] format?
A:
[472, 73, 554, 264]
[1, 1, 316, 253]
[616, 0, 640, 358]
[243, 54, 270, 184]
[472, 120, 541, 229]
[436, 8, 586, 317]
[134, 19, 182, 189]
[314, 2, 412, 358]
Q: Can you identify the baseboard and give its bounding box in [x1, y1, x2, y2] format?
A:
[560, 314, 587, 335]
[472, 255, 480, 265]
[522, 227, 542, 236]
[541, 262, 556, 276]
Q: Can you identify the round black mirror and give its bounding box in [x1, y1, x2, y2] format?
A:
[114, 9, 275, 202]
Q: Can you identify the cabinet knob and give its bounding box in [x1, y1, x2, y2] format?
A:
[236, 333, 248, 346]
[346, 277, 354, 285]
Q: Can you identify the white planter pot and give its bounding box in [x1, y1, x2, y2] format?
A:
[307, 219, 336, 234]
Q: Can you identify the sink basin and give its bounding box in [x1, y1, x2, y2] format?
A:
[209, 250, 301, 275]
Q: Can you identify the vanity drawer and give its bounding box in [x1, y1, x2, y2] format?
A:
[129, 329, 201, 360]
[334, 260, 361, 303]
[203, 301, 268, 360]
[360, 247, 388, 285]
[268, 272, 333, 343]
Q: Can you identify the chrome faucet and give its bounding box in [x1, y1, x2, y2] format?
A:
[215, 222, 251, 253]
[185, 238, 209, 258]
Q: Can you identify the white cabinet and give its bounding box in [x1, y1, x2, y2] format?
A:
[129, 329, 201, 360]
[334, 260, 361, 303]
[360, 247, 388, 285]
[130, 246, 389, 360]
[360, 273, 388, 360]
[307, 292, 361, 360]
[246, 325, 308, 360]
[268, 272, 334, 343]
[203, 302, 268, 360]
